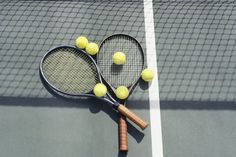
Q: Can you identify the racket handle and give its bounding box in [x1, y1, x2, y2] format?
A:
[119, 115, 128, 151]
[118, 105, 148, 130]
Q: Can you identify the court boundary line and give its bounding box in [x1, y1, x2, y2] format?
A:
[143, 1, 164, 157]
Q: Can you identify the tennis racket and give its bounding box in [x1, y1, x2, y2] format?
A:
[97, 34, 146, 151]
[39, 45, 147, 129]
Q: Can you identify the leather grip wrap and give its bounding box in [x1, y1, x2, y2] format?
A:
[119, 116, 128, 151]
[118, 105, 148, 130]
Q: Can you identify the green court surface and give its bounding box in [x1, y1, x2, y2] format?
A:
[0, 0, 236, 157]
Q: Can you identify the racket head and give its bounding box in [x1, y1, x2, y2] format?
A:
[39, 46, 102, 97]
[97, 34, 145, 98]
[39, 46, 148, 130]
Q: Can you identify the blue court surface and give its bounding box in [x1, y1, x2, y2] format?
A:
[0, 0, 236, 157]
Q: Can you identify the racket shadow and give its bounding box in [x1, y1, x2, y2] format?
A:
[40, 73, 106, 112]
[40, 73, 145, 143]
[90, 97, 145, 144]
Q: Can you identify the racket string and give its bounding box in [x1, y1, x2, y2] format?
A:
[42, 47, 100, 94]
[98, 35, 144, 88]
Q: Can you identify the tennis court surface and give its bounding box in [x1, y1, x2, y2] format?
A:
[0, 0, 235, 157]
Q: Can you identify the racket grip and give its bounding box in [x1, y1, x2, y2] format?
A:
[118, 105, 148, 130]
[119, 115, 128, 151]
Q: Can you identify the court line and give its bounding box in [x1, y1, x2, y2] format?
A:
[143, 1, 164, 157]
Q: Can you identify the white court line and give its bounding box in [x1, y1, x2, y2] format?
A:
[143, 1, 164, 157]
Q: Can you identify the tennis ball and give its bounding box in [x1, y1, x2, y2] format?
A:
[85, 42, 99, 55]
[75, 36, 88, 49]
[141, 69, 154, 82]
[112, 52, 126, 65]
[115, 86, 129, 100]
[93, 83, 107, 97]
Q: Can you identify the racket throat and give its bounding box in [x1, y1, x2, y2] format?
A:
[113, 102, 120, 109]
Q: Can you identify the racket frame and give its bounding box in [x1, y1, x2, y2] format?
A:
[39, 45, 116, 105]
[97, 33, 145, 99]
[97, 34, 146, 152]
[39, 45, 147, 129]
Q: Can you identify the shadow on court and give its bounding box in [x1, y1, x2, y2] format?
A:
[0, 95, 145, 144]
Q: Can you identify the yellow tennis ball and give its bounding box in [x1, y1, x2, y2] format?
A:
[115, 86, 129, 100]
[85, 42, 99, 55]
[75, 36, 88, 49]
[93, 83, 107, 97]
[112, 52, 126, 65]
[141, 69, 154, 82]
